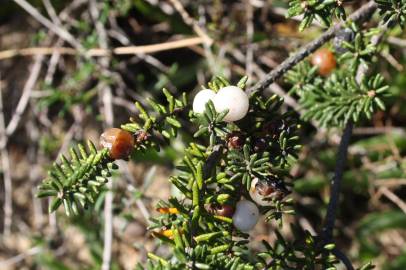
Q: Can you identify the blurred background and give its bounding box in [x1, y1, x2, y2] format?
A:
[0, 0, 406, 269]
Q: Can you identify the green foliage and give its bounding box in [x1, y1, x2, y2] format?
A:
[36, 88, 188, 216]
[300, 72, 389, 127]
[121, 88, 187, 151]
[36, 141, 117, 216]
[38, 62, 97, 116]
[357, 210, 406, 259]
[257, 229, 338, 269]
[286, 55, 390, 128]
[375, 0, 406, 28]
[338, 24, 380, 74]
[227, 144, 271, 190]
[286, 21, 390, 128]
[192, 100, 230, 147]
[287, 0, 346, 31]
[285, 61, 319, 95]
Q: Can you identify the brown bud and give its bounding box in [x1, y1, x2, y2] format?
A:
[100, 128, 134, 160]
[227, 132, 244, 149]
[136, 130, 150, 144]
[215, 204, 234, 217]
[256, 180, 275, 196]
[206, 204, 234, 217]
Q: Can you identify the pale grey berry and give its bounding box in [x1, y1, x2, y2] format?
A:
[232, 200, 259, 232]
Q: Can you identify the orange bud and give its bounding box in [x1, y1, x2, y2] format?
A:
[157, 207, 179, 214]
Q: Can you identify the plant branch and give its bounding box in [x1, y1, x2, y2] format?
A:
[321, 18, 388, 269]
[333, 248, 355, 270]
[248, 1, 378, 94]
[322, 121, 353, 242]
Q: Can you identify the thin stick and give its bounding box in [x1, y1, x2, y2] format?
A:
[353, 126, 405, 135]
[387, 36, 406, 47]
[168, 0, 212, 46]
[42, 0, 62, 26]
[0, 76, 12, 235]
[374, 179, 406, 187]
[0, 246, 42, 268]
[6, 56, 43, 136]
[381, 51, 404, 71]
[121, 163, 151, 223]
[44, 39, 63, 85]
[248, 1, 378, 94]
[89, 1, 114, 269]
[380, 187, 406, 214]
[0, 37, 205, 60]
[114, 37, 205, 55]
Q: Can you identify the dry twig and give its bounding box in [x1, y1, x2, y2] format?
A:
[387, 36, 406, 47]
[0, 246, 42, 268]
[6, 56, 43, 136]
[168, 0, 212, 46]
[0, 37, 206, 60]
[0, 77, 12, 236]
[380, 187, 406, 214]
[89, 1, 114, 269]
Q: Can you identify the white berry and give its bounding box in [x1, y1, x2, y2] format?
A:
[232, 200, 259, 232]
[213, 86, 249, 122]
[192, 89, 216, 114]
[249, 178, 272, 206]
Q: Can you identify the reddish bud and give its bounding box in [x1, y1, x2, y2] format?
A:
[215, 204, 234, 217]
[227, 132, 245, 149]
[206, 204, 234, 217]
[311, 48, 336, 76]
[256, 180, 275, 196]
[136, 130, 150, 144]
[100, 128, 134, 160]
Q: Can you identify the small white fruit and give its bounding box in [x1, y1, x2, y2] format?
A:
[192, 89, 216, 114]
[232, 200, 259, 232]
[213, 86, 249, 122]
